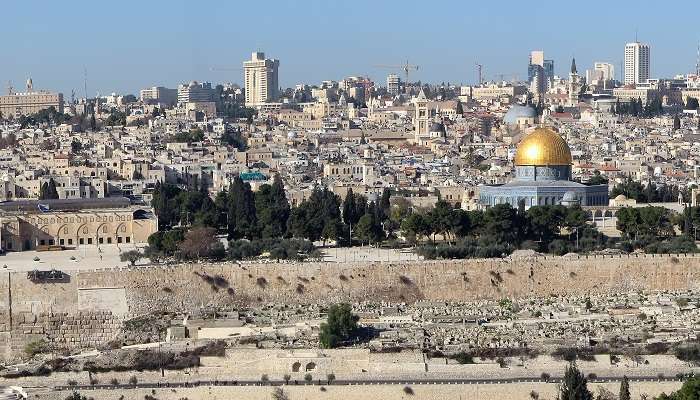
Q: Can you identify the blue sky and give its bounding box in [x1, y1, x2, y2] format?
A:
[2, 0, 699, 96]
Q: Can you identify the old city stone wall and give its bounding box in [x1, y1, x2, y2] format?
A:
[0, 254, 699, 360]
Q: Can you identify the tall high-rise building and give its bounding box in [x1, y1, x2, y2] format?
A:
[387, 74, 400, 96]
[624, 42, 650, 85]
[243, 52, 280, 107]
[528, 51, 554, 86]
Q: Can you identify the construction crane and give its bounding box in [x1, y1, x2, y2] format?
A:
[373, 61, 420, 84]
[475, 63, 483, 85]
[209, 67, 243, 72]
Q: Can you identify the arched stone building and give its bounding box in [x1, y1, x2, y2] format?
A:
[0, 197, 157, 251]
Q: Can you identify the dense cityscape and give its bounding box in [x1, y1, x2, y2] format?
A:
[3, 3, 700, 399]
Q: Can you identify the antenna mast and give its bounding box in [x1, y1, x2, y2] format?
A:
[83, 67, 88, 101]
[696, 42, 700, 76]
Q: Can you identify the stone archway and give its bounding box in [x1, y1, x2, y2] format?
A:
[292, 362, 301, 372]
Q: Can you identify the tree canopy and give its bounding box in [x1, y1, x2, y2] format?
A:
[319, 303, 359, 348]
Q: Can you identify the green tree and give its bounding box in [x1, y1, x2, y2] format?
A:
[39, 178, 60, 200]
[254, 175, 289, 238]
[227, 176, 258, 239]
[401, 213, 431, 244]
[484, 204, 522, 245]
[655, 376, 700, 399]
[586, 171, 608, 185]
[355, 213, 382, 245]
[619, 375, 631, 400]
[559, 362, 593, 400]
[379, 188, 391, 222]
[456, 100, 463, 115]
[674, 114, 681, 130]
[119, 249, 142, 266]
[427, 200, 457, 241]
[319, 303, 359, 348]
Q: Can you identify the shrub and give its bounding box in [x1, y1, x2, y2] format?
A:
[450, 352, 474, 364]
[25, 339, 49, 357]
[403, 386, 414, 395]
[304, 373, 313, 383]
[129, 375, 138, 385]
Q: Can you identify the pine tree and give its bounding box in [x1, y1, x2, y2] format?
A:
[673, 114, 681, 130]
[619, 375, 630, 400]
[559, 363, 593, 400]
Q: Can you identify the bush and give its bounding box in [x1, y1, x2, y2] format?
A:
[304, 373, 313, 383]
[403, 386, 414, 395]
[675, 344, 700, 363]
[417, 237, 514, 260]
[451, 352, 474, 364]
[129, 375, 138, 385]
[548, 240, 570, 256]
[25, 339, 49, 357]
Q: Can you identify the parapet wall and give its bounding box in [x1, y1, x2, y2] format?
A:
[1, 254, 699, 360]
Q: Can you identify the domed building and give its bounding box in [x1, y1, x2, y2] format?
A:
[479, 127, 608, 208]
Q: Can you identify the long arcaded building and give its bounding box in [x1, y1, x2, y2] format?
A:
[0, 197, 157, 251]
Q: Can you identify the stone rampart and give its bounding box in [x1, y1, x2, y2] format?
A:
[0, 253, 699, 360]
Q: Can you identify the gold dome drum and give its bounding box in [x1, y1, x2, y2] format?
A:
[514, 127, 572, 166]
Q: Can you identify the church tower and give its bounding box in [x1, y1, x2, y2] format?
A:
[414, 88, 431, 144]
[567, 58, 581, 107]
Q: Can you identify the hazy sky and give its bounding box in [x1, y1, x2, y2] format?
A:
[3, 0, 699, 96]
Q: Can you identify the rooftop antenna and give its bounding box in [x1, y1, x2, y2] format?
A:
[83, 67, 88, 101]
[696, 42, 700, 76]
[475, 63, 483, 85]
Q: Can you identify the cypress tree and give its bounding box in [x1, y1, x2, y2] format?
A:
[619, 375, 630, 400]
[559, 362, 593, 400]
[379, 188, 391, 222]
[47, 178, 60, 199]
[342, 188, 356, 226]
[228, 176, 258, 240]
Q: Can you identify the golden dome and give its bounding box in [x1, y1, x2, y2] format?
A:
[514, 127, 572, 166]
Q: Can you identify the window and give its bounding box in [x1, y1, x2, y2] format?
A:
[79, 238, 84, 245]
[68, 239, 73, 245]
[98, 238, 104, 244]
[39, 240, 45, 245]
[107, 237, 112, 244]
[60, 239, 64, 245]
[117, 237, 123, 243]
[125, 237, 131, 243]
[88, 238, 93, 244]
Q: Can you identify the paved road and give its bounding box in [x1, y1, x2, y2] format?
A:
[53, 375, 688, 391]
